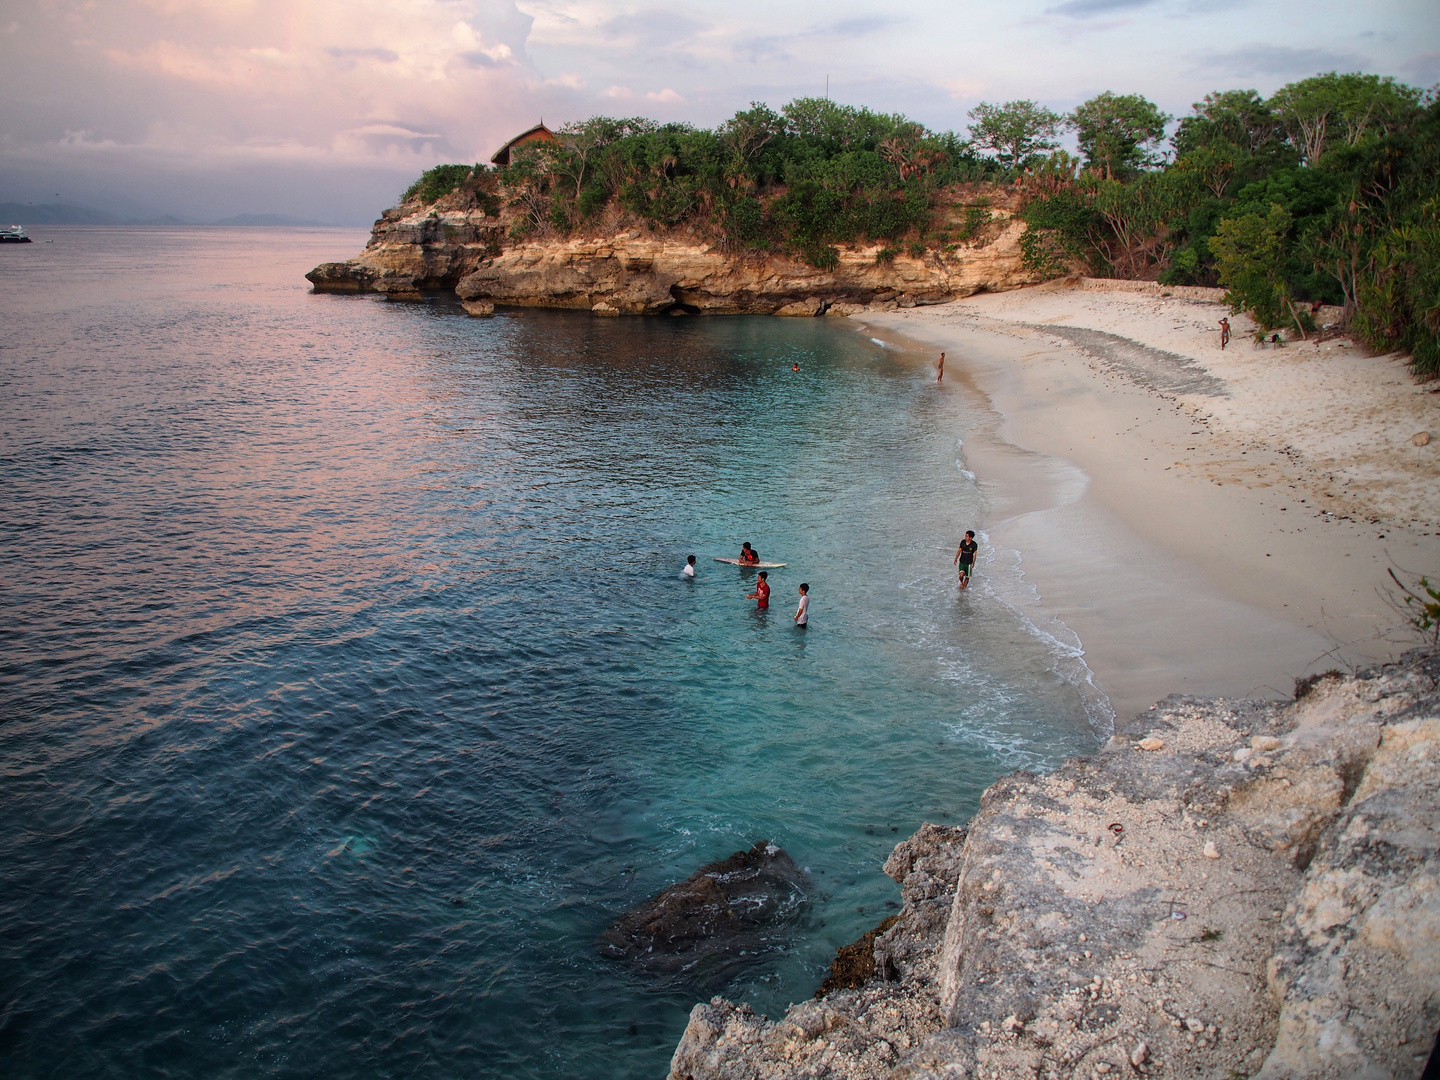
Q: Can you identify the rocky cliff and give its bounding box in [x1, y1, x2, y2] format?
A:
[305, 185, 1041, 315]
[669, 651, 1440, 1080]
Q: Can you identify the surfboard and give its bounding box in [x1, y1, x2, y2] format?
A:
[713, 558, 787, 568]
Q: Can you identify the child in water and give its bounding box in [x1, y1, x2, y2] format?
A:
[747, 570, 770, 610]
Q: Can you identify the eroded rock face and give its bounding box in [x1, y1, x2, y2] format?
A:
[306, 185, 1042, 312]
[598, 842, 811, 985]
[669, 651, 1440, 1080]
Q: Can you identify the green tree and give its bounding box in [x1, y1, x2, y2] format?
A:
[1269, 73, 1423, 164]
[1172, 89, 1286, 159]
[1212, 201, 1313, 334]
[1068, 92, 1171, 179]
[967, 100, 1063, 172]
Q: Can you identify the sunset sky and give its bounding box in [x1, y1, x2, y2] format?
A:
[1, 0, 1435, 223]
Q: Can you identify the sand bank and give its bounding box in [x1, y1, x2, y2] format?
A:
[857, 284, 1440, 722]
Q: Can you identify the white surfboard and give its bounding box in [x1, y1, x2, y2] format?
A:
[713, 558, 787, 568]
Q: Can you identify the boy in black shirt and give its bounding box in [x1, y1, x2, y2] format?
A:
[954, 531, 978, 588]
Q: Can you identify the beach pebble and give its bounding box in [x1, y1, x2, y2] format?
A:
[1186, 1017, 1206, 1033]
[1095, 1063, 1112, 1074]
[1414, 431, 1431, 446]
[1131, 1042, 1150, 1066]
[1002, 1014, 1023, 1033]
[1137, 737, 1165, 751]
[1233, 747, 1253, 763]
[1251, 735, 1282, 752]
[1203, 841, 1220, 859]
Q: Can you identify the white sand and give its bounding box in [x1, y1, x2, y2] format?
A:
[856, 285, 1440, 723]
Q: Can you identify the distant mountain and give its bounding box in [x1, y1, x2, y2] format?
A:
[0, 202, 122, 225]
[0, 202, 336, 227]
[212, 213, 328, 227]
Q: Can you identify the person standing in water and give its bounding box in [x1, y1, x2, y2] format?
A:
[792, 362, 800, 372]
[1219, 317, 1231, 350]
[937, 352, 945, 382]
[683, 554, 696, 579]
[747, 570, 770, 610]
[954, 530, 978, 588]
[739, 542, 759, 565]
[794, 583, 809, 628]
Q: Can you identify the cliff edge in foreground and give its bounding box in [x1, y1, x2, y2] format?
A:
[671, 651, 1440, 1080]
[305, 182, 1040, 315]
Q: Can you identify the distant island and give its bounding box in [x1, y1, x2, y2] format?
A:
[0, 203, 335, 228]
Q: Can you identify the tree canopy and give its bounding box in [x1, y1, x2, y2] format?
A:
[1067, 92, 1171, 179]
[967, 100, 1063, 172]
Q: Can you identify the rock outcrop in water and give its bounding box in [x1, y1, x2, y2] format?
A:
[305, 184, 1041, 314]
[599, 842, 811, 985]
[668, 651, 1440, 1080]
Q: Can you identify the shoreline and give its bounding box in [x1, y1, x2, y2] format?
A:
[854, 284, 1440, 722]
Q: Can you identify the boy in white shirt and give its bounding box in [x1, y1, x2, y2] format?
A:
[794, 583, 809, 628]
[682, 554, 696, 578]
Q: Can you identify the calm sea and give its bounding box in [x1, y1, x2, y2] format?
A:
[0, 227, 1105, 1078]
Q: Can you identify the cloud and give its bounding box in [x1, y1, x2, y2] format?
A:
[599, 10, 704, 48]
[814, 16, 901, 38]
[326, 46, 398, 63]
[1046, 0, 1158, 18]
[1194, 44, 1366, 78]
[1405, 51, 1440, 86]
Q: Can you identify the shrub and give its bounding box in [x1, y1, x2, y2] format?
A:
[875, 246, 899, 264]
[403, 164, 476, 205]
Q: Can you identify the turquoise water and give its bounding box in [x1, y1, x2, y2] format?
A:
[0, 228, 1103, 1078]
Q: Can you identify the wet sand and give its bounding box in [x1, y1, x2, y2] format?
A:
[856, 285, 1440, 723]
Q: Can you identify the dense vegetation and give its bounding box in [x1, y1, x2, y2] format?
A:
[405, 73, 1438, 378]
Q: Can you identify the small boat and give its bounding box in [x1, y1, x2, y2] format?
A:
[1, 225, 32, 243]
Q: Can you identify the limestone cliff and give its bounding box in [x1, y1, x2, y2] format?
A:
[669, 651, 1440, 1080]
[305, 184, 1041, 315]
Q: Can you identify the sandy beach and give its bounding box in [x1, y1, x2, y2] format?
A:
[857, 283, 1440, 723]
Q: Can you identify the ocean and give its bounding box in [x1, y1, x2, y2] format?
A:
[0, 227, 1106, 1078]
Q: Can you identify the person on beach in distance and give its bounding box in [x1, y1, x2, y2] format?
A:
[1219, 318, 1231, 350]
[955, 530, 978, 588]
[683, 554, 696, 578]
[794, 583, 809, 628]
[739, 542, 759, 565]
[748, 570, 770, 610]
[937, 352, 945, 382]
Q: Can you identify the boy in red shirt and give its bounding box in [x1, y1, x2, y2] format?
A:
[747, 570, 770, 610]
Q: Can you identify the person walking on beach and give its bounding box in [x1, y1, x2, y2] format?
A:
[1219, 318, 1231, 350]
[748, 570, 770, 610]
[937, 352, 945, 382]
[739, 542, 759, 565]
[683, 554, 696, 579]
[955, 530, 978, 588]
[794, 583, 809, 628]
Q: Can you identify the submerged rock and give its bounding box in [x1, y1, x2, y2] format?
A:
[599, 842, 811, 984]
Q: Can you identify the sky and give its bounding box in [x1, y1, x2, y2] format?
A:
[1, 0, 1436, 224]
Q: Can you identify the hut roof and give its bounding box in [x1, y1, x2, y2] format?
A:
[490, 123, 558, 166]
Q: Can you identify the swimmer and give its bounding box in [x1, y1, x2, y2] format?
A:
[739, 542, 760, 565]
[683, 554, 696, 579]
